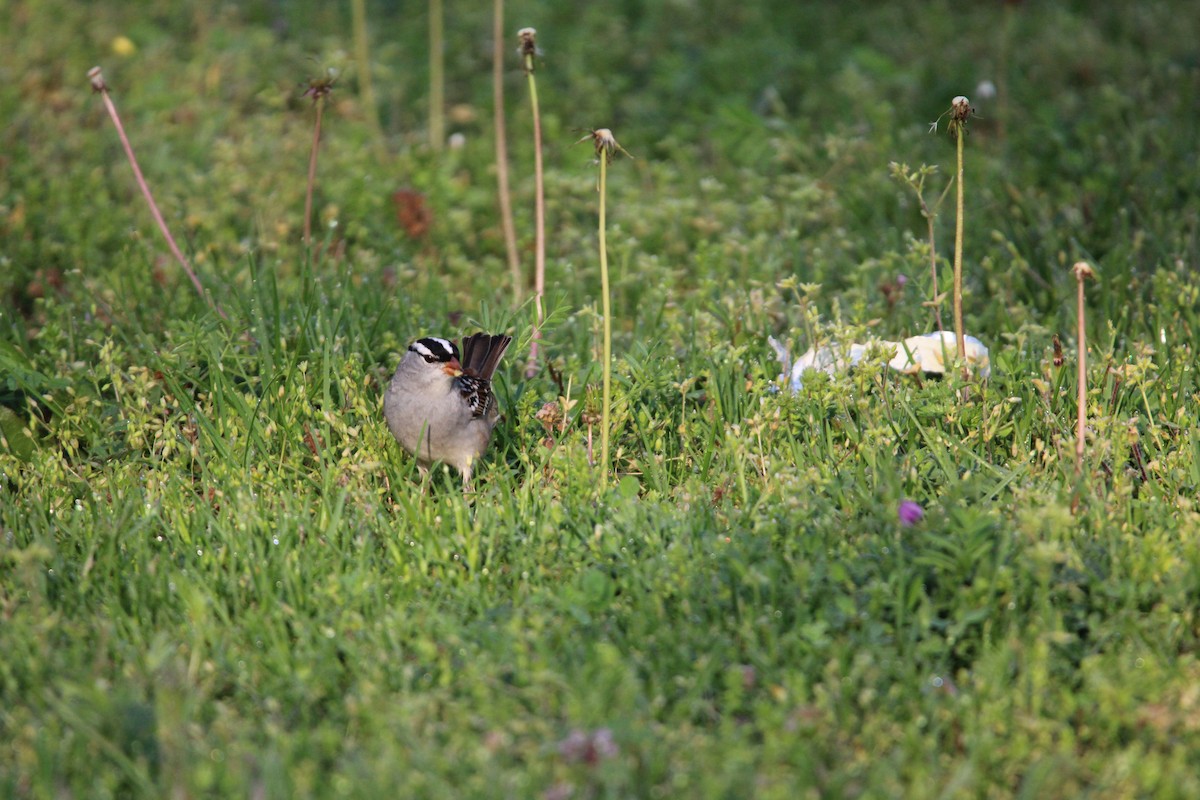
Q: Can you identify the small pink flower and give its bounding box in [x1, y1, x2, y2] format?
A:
[898, 500, 924, 526]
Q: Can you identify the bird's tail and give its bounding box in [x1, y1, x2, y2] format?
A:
[460, 333, 512, 380]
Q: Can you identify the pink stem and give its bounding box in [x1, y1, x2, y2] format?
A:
[91, 67, 224, 318]
[304, 98, 323, 246]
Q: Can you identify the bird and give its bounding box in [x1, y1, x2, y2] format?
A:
[383, 332, 512, 490]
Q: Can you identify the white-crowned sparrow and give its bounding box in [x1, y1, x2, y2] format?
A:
[384, 332, 512, 490]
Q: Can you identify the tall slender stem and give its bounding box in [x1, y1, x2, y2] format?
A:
[493, 0, 521, 303]
[1073, 261, 1093, 476]
[525, 51, 546, 375]
[952, 129, 966, 362]
[598, 155, 611, 486]
[429, 0, 444, 151]
[1076, 278, 1086, 475]
[88, 67, 224, 318]
[350, 0, 385, 158]
[304, 96, 323, 247]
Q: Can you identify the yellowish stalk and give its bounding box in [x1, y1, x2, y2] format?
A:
[304, 95, 323, 247]
[599, 154, 611, 485]
[953, 126, 966, 362]
[350, 0, 385, 158]
[1073, 261, 1095, 475]
[525, 49, 545, 374]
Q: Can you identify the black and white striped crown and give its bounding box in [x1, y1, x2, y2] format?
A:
[408, 336, 460, 364]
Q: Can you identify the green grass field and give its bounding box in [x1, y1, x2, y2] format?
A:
[3, 1, 1200, 796]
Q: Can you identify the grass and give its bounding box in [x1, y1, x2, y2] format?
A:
[3, 1, 1200, 797]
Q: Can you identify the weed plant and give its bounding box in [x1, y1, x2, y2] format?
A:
[2, 1, 1200, 797]
[519, 25, 547, 375]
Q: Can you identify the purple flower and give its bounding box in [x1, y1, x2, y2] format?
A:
[898, 500, 924, 527]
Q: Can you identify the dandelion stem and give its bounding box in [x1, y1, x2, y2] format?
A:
[1073, 261, 1094, 476]
[524, 39, 546, 377]
[598, 153, 612, 486]
[88, 66, 224, 318]
[952, 123, 966, 363]
[576, 127, 629, 485]
[304, 95, 324, 247]
[493, 0, 521, 304]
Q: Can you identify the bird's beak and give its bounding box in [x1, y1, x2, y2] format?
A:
[443, 358, 463, 377]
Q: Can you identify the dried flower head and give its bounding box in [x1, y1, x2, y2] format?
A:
[303, 68, 338, 102]
[576, 128, 634, 165]
[88, 66, 108, 93]
[517, 27, 540, 70]
[1072, 260, 1095, 280]
[951, 95, 972, 121]
[930, 95, 976, 138]
[949, 95, 974, 140]
[516, 26, 535, 56]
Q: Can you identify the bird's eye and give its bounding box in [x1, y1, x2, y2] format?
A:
[424, 354, 436, 363]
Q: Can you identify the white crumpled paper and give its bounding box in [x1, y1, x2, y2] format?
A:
[769, 331, 991, 392]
